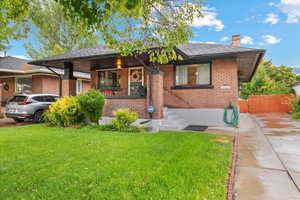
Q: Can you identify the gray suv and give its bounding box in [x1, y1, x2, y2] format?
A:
[5, 94, 59, 123]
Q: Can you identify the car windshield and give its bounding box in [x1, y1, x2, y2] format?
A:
[9, 96, 27, 103]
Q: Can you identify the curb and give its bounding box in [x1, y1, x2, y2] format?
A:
[227, 127, 239, 200]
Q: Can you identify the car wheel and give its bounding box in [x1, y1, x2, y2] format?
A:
[34, 110, 44, 123]
[13, 118, 24, 123]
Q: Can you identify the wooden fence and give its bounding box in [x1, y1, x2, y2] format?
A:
[239, 94, 294, 113]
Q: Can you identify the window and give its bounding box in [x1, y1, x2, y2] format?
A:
[76, 80, 82, 94]
[9, 95, 27, 103]
[33, 95, 57, 102]
[98, 70, 121, 90]
[15, 77, 32, 93]
[175, 63, 211, 87]
[32, 96, 44, 102]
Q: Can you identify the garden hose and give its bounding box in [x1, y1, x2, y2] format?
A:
[223, 106, 239, 127]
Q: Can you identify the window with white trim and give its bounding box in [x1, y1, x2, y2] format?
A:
[175, 63, 211, 86]
[76, 79, 83, 94]
[15, 77, 32, 93]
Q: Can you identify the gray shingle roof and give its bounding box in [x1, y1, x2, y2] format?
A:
[32, 45, 117, 63]
[30, 43, 265, 64]
[0, 56, 90, 79]
[0, 56, 41, 70]
[177, 43, 265, 57]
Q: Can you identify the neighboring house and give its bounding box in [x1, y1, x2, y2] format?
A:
[0, 56, 91, 105]
[30, 35, 265, 129]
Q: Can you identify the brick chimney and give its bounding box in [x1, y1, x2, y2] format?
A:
[232, 35, 241, 46]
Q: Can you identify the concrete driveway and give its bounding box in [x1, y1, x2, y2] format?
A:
[255, 113, 300, 192]
[235, 114, 300, 200]
[0, 118, 33, 128]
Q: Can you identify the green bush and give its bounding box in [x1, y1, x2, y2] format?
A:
[77, 90, 105, 123]
[291, 96, 300, 119]
[44, 96, 84, 127]
[111, 108, 138, 131]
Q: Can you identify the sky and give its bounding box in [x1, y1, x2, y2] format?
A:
[6, 0, 300, 70]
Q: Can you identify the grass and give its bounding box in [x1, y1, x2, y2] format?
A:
[0, 125, 232, 200]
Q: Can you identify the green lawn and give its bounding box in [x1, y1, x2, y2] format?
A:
[0, 125, 232, 200]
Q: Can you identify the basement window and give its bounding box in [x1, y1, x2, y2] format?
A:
[174, 63, 212, 89]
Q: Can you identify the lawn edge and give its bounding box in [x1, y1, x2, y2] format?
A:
[227, 128, 239, 200]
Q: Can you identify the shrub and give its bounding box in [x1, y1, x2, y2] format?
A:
[44, 96, 84, 127]
[111, 108, 138, 131]
[291, 96, 300, 119]
[77, 90, 105, 123]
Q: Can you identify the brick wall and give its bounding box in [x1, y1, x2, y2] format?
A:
[103, 98, 148, 118]
[82, 80, 91, 93]
[161, 58, 239, 109]
[32, 75, 60, 95]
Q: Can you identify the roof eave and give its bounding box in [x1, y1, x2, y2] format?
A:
[248, 50, 266, 82]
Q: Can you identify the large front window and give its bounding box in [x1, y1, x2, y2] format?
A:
[98, 70, 121, 90]
[15, 77, 32, 93]
[175, 63, 211, 87]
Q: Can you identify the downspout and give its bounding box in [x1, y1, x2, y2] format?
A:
[45, 66, 62, 97]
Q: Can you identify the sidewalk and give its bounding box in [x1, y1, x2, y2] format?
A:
[234, 114, 300, 200]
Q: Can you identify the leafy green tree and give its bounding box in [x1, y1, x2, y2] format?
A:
[0, 0, 30, 50]
[240, 60, 297, 99]
[24, 1, 100, 59]
[2, 0, 202, 63]
[56, 0, 203, 64]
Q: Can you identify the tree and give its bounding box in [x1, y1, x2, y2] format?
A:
[24, 1, 100, 59]
[2, 0, 203, 63]
[55, 0, 203, 64]
[240, 60, 297, 99]
[0, 0, 30, 50]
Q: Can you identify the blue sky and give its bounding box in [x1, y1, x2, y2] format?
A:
[6, 0, 300, 69]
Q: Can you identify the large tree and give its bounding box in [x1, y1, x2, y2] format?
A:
[57, 0, 203, 64]
[0, 0, 30, 50]
[240, 60, 297, 99]
[1, 0, 202, 63]
[24, 1, 100, 59]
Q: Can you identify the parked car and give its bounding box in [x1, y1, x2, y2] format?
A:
[5, 94, 59, 123]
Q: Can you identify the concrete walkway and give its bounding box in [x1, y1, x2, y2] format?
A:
[234, 114, 300, 200]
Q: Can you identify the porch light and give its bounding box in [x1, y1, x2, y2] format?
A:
[115, 57, 122, 69]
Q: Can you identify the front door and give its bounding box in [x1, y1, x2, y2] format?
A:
[128, 67, 144, 96]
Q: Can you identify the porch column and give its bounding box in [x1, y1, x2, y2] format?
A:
[62, 62, 76, 96]
[91, 71, 99, 89]
[149, 71, 164, 119]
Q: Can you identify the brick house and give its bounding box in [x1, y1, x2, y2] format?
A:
[30, 35, 265, 129]
[0, 56, 91, 105]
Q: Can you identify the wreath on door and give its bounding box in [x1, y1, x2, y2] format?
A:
[131, 71, 141, 82]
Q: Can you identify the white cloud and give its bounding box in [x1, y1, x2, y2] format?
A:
[12, 55, 30, 60]
[206, 41, 216, 44]
[262, 35, 281, 44]
[259, 42, 265, 46]
[220, 36, 229, 42]
[264, 13, 280, 24]
[277, 0, 300, 23]
[241, 36, 254, 45]
[191, 7, 224, 31]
